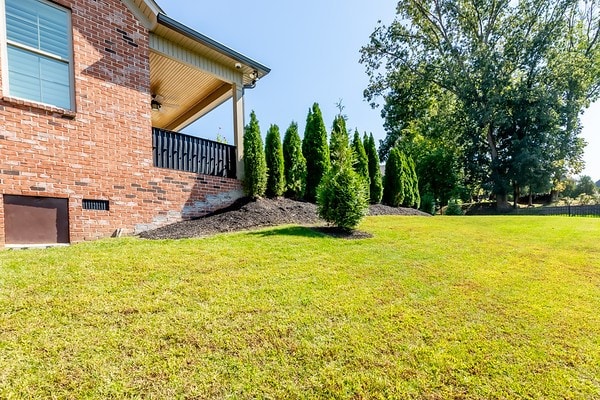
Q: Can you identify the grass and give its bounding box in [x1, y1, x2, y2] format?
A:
[1, 216, 599, 399]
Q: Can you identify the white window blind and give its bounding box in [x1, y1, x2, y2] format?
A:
[4, 0, 72, 109]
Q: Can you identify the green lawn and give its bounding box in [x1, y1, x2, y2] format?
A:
[1, 216, 599, 399]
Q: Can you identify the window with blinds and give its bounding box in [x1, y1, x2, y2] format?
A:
[4, 0, 72, 109]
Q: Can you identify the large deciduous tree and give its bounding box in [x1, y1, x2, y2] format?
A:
[361, 0, 600, 208]
[383, 88, 472, 206]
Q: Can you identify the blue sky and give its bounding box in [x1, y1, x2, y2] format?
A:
[160, 0, 600, 181]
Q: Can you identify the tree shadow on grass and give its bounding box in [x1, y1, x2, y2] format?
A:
[248, 225, 373, 240]
[247, 226, 326, 239]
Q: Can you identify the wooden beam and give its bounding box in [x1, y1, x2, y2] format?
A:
[164, 82, 232, 132]
[232, 84, 245, 180]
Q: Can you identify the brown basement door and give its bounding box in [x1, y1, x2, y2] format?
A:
[3, 195, 70, 245]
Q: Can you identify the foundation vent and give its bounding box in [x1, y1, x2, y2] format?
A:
[83, 199, 110, 211]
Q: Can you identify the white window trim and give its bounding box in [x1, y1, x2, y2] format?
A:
[0, 0, 9, 97]
[0, 0, 75, 111]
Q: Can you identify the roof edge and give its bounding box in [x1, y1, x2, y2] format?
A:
[144, 0, 165, 14]
[156, 13, 271, 77]
[141, 0, 164, 15]
[121, 0, 163, 30]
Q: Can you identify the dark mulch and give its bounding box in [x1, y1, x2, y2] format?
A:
[139, 197, 429, 240]
[368, 203, 431, 216]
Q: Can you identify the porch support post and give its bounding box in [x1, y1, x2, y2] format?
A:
[232, 83, 245, 180]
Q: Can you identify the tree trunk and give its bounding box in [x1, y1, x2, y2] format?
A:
[486, 124, 510, 211]
[528, 188, 533, 207]
[496, 193, 511, 211]
[513, 184, 520, 209]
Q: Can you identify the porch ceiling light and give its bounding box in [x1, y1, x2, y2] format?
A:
[151, 98, 162, 110]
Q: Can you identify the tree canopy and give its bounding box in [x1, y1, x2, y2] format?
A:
[361, 0, 600, 207]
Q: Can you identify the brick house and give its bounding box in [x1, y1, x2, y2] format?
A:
[0, 0, 270, 247]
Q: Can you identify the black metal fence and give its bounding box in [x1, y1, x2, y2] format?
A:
[513, 204, 600, 217]
[152, 127, 236, 178]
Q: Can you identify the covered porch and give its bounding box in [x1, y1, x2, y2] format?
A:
[147, 14, 270, 179]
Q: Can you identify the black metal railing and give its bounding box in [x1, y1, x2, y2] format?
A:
[513, 204, 600, 217]
[152, 127, 236, 178]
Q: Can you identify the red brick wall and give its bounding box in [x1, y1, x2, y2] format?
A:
[0, 0, 242, 246]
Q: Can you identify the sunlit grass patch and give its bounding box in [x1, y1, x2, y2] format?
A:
[1, 216, 599, 398]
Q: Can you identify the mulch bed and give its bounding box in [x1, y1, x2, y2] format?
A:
[139, 197, 429, 240]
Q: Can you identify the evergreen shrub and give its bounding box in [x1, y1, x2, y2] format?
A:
[265, 124, 285, 198]
[302, 103, 330, 202]
[445, 199, 464, 215]
[243, 111, 267, 198]
[282, 122, 306, 199]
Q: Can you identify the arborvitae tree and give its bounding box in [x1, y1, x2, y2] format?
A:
[400, 152, 414, 207]
[317, 133, 369, 231]
[282, 121, 306, 199]
[317, 167, 369, 231]
[384, 149, 420, 208]
[243, 111, 267, 198]
[329, 114, 349, 167]
[364, 133, 383, 204]
[383, 147, 405, 207]
[302, 103, 330, 202]
[407, 155, 420, 208]
[352, 129, 369, 185]
[265, 124, 285, 198]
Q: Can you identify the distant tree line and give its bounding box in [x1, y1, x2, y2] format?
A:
[560, 175, 599, 202]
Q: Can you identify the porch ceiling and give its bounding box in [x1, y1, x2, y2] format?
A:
[153, 15, 270, 87]
[150, 51, 233, 131]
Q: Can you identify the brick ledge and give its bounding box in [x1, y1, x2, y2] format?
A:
[1, 96, 76, 119]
